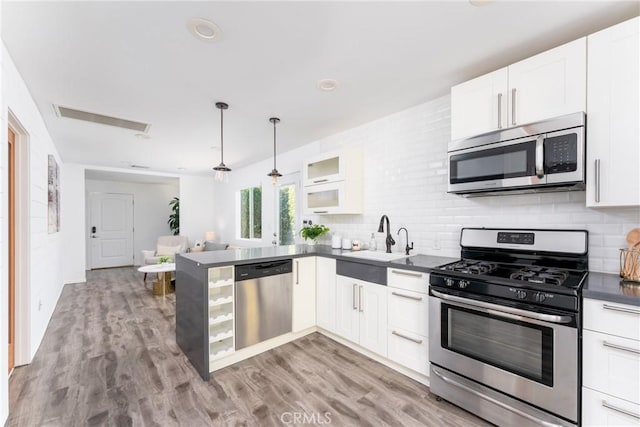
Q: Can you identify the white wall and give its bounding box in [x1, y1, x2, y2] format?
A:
[214, 95, 640, 274]
[85, 179, 179, 266]
[1, 41, 66, 424]
[180, 175, 218, 244]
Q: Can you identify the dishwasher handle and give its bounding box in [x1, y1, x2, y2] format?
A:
[235, 259, 293, 281]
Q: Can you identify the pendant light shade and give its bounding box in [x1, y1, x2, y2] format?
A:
[213, 102, 231, 182]
[267, 117, 282, 185]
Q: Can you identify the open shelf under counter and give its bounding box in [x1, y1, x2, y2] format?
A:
[208, 279, 234, 289]
[209, 313, 233, 325]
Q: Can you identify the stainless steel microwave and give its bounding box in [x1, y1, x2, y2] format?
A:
[448, 112, 585, 196]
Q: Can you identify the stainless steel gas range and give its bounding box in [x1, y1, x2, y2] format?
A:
[429, 228, 588, 427]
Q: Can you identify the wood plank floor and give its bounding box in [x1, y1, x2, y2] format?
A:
[7, 267, 490, 427]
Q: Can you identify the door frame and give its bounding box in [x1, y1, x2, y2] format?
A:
[8, 111, 31, 368]
[86, 191, 135, 269]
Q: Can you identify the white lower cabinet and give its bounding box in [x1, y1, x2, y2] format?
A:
[387, 269, 430, 375]
[387, 328, 429, 376]
[583, 298, 640, 426]
[292, 257, 317, 333]
[583, 329, 640, 404]
[583, 387, 640, 427]
[335, 275, 388, 357]
[316, 257, 337, 333]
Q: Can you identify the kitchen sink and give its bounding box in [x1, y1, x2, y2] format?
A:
[341, 250, 409, 262]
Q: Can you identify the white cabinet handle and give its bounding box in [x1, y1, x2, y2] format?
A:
[603, 304, 640, 315]
[511, 88, 517, 125]
[390, 269, 422, 278]
[603, 341, 640, 355]
[602, 401, 640, 420]
[392, 331, 423, 344]
[497, 93, 503, 129]
[391, 291, 423, 301]
[595, 159, 601, 203]
[352, 284, 358, 310]
[359, 286, 363, 312]
[295, 260, 299, 284]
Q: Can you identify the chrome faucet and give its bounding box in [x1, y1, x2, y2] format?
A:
[378, 215, 396, 253]
[397, 227, 414, 256]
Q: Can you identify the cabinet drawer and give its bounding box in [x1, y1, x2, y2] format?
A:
[387, 328, 428, 376]
[584, 299, 640, 340]
[387, 268, 429, 294]
[583, 329, 640, 404]
[583, 387, 640, 426]
[388, 287, 428, 337]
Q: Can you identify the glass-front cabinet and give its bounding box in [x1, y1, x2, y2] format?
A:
[302, 149, 363, 215]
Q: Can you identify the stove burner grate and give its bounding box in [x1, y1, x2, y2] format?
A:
[443, 260, 497, 275]
[510, 266, 569, 286]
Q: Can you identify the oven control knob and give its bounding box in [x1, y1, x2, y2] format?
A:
[536, 292, 546, 303]
[445, 278, 455, 287]
[459, 280, 469, 289]
[516, 290, 527, 299]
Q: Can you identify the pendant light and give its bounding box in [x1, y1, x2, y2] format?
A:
[267, 117, 283, 185]
[213, 102, 231, 182]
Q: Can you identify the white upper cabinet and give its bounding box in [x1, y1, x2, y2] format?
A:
[303, 149, 363, 215]
[451, 68, 508, 141]
[508, 38, 586, 126]
[303, 149, 362, 187]
[451, 38, 586, 141]
[586, 17, 640, 207]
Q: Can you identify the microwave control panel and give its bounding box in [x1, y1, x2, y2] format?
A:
[544, 133, 578, 174]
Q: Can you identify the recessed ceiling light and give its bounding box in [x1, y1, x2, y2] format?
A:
[469, 0, 496, 6]
[187, 18, 223, 42]
[134, 133, 151, 139]
[317, 79, 339, 92]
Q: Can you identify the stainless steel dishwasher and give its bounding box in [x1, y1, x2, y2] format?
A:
[235, 259, 293, 350]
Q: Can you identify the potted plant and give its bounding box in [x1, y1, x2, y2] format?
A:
[168, 197, 179, 235]
[300, 224, 330, 245]
[158, 256, 173, 264]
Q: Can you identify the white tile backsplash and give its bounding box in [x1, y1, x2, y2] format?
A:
[312, 95, 639, 274]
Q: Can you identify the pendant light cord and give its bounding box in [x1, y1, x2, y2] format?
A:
[220, 107, 224, 163]
[273, 120, 277, 170]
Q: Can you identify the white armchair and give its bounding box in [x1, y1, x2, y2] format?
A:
[141, 236, 189, 281]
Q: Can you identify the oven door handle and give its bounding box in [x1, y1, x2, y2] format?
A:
[431, 290, 573, 324]
[431, 367, 568, 427]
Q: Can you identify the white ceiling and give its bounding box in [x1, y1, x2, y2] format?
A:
[3, 1, 639, 175]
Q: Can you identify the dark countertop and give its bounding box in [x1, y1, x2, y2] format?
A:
[178, 244, 456, 274]
[583, 271, 640, 306]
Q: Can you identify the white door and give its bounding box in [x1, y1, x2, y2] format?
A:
[450, 67, 508, 141]
[89, 193, 134, 269]
[334, 276, 360, 343]
[508, 37, 586, 126]
[358, 282, 388, 357]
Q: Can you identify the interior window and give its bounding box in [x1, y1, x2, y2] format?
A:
[278, 183, 296, 245]
[239, 186, 262, 239]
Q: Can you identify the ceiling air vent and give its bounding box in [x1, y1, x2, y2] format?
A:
[53, 105, 151, 133]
